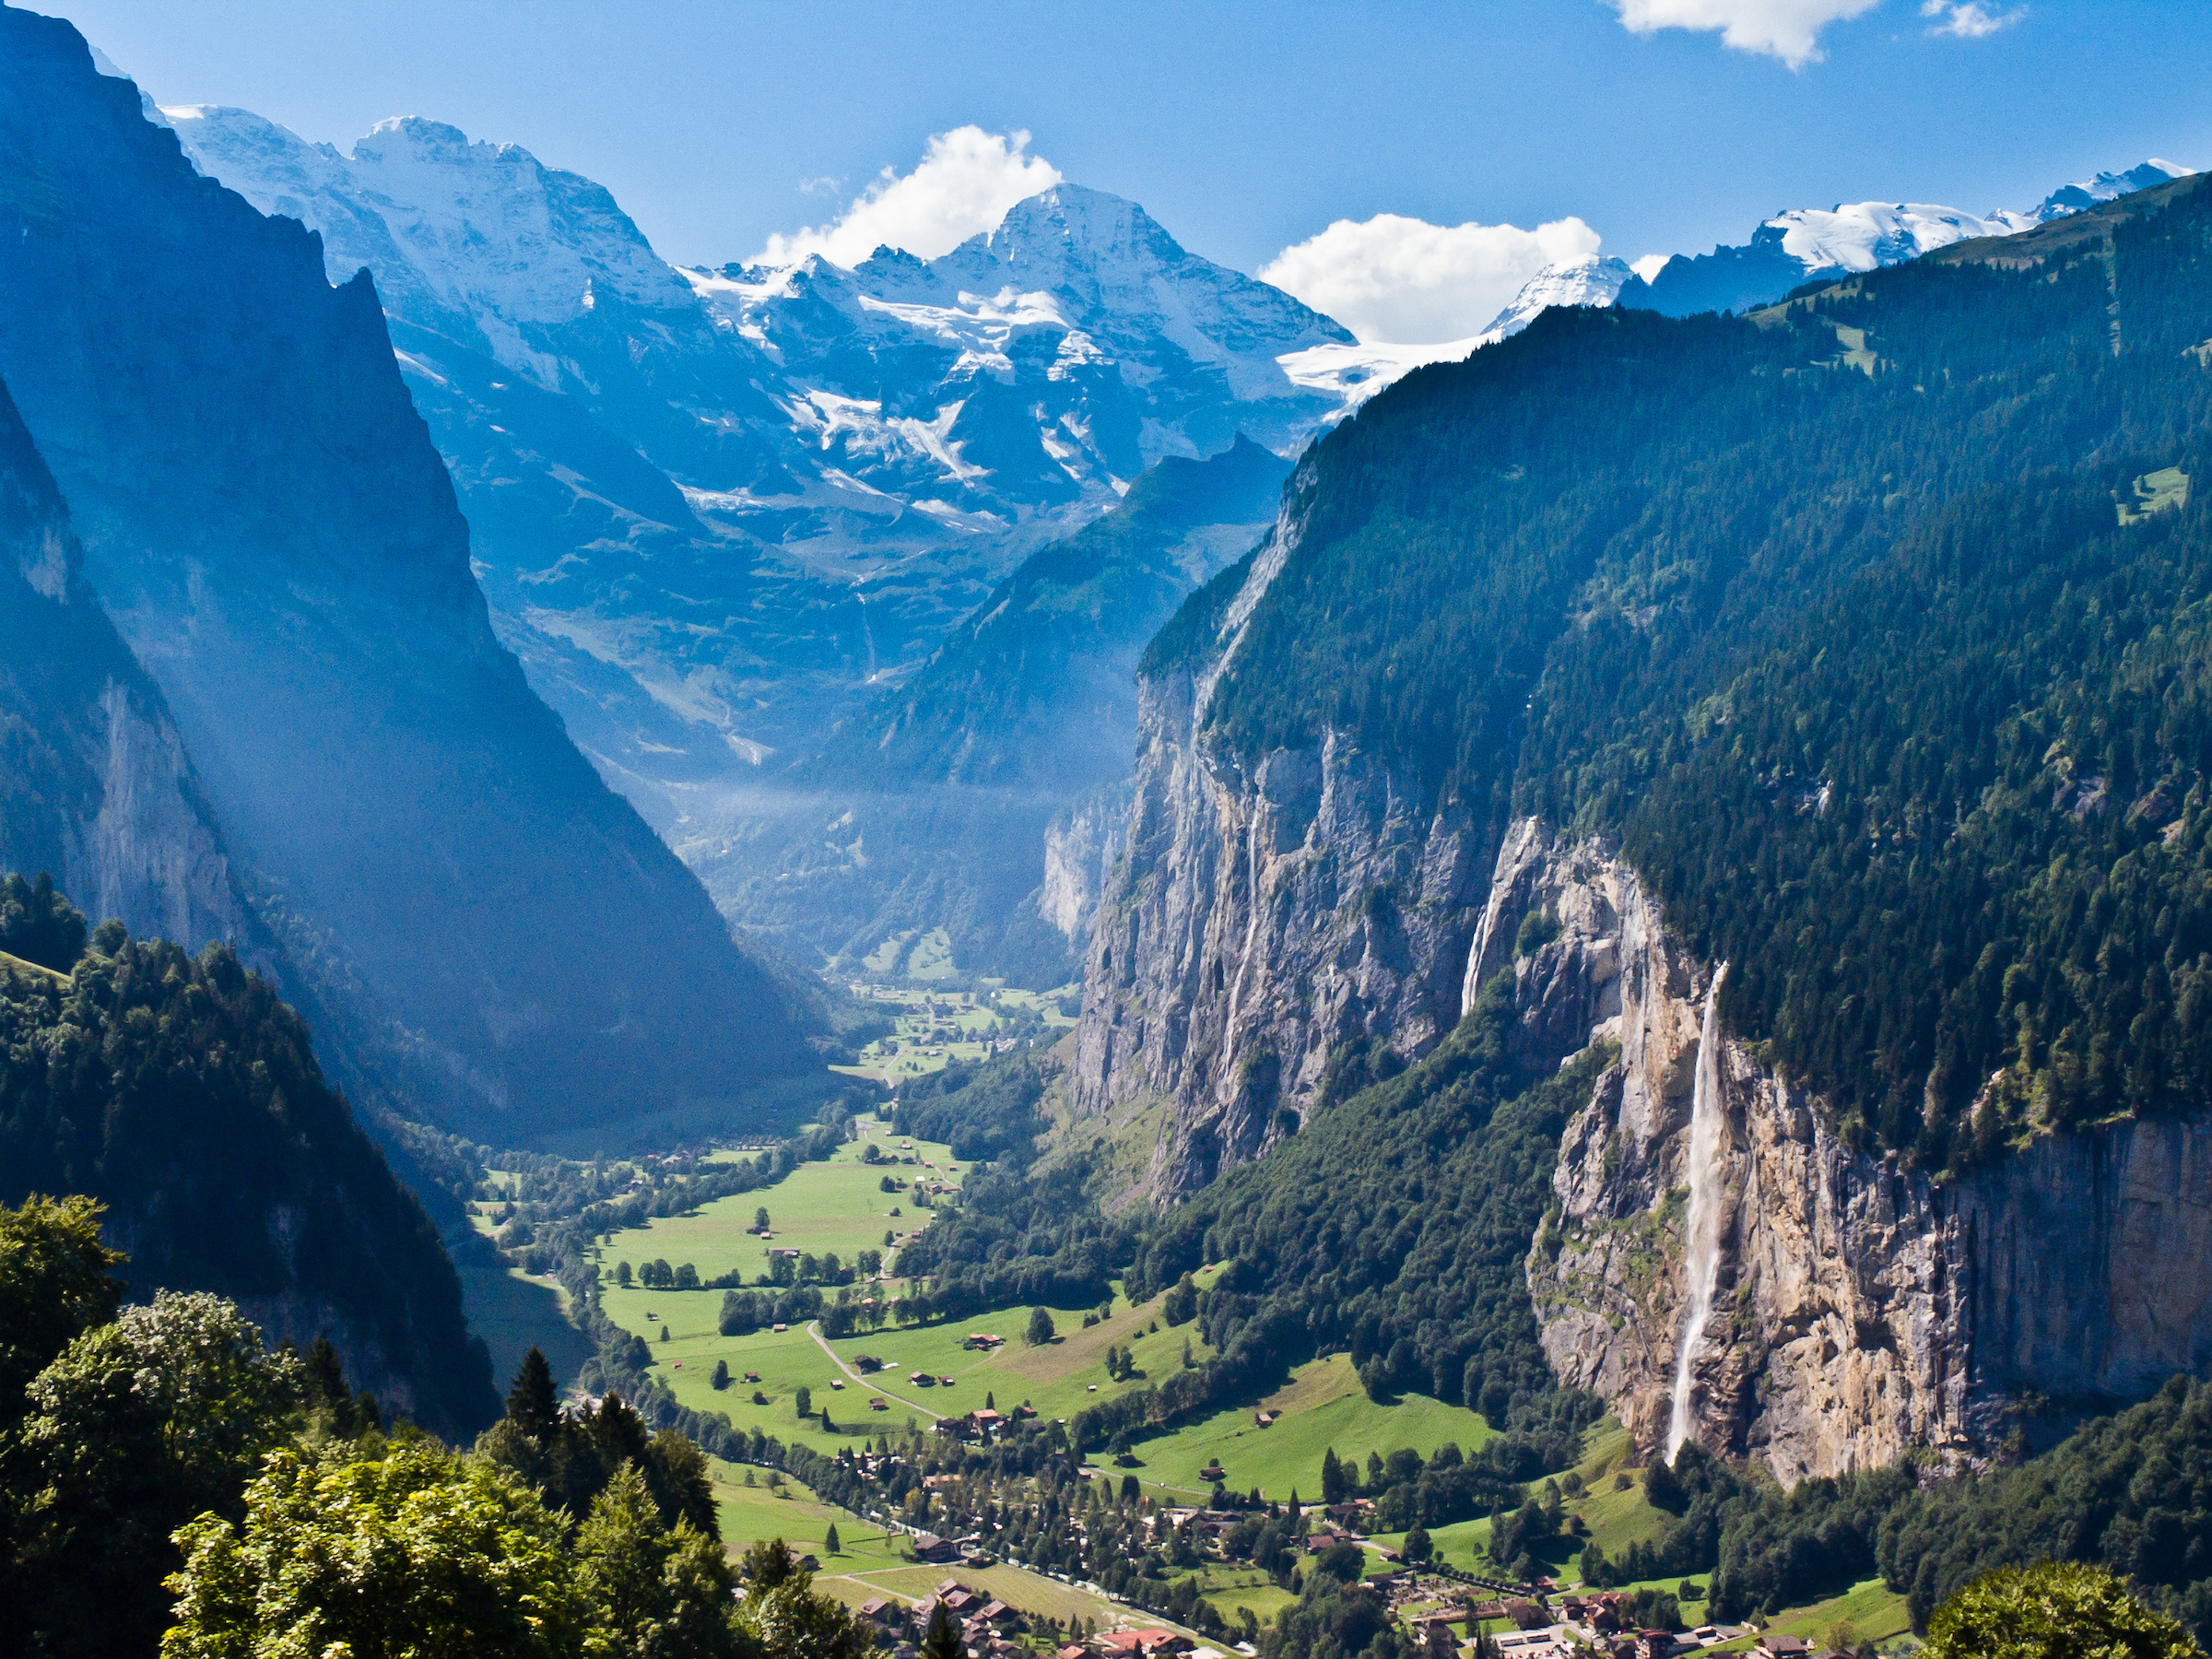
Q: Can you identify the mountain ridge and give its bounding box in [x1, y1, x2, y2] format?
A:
[0, 6, 826, 1147]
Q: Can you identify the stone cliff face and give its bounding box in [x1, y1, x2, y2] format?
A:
[1485, 818, 2212, 1483]
[0, 11, 823, 1144]
[0, 374, 243, 951]
[1040, 782, 1133, 947]
[1073, 487, 1488, 1196]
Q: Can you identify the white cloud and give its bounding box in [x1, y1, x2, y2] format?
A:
[1920, 0, 2023, 38]
[752, 126, 1062, 269]
[1607, 0, 1882, 67]
[1259, 213, 1603, 344]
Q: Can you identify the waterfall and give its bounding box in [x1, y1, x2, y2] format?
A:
[1665, 962, 1728, 1460]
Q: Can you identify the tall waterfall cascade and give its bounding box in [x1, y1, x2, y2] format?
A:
[1665, 963, 1729, 1459]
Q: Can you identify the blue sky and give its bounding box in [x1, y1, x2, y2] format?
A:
[43, 0, 2212, 334]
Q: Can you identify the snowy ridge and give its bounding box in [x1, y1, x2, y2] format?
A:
[1766, 201, 2035, 273]
[159, 106, 690, 385]
[2030, 159, 2194, 223]
[1480, 253, 1637, 336]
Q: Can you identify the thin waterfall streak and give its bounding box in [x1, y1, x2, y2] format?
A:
[1665, 961, 1729, 1461]
[854, 587, 879, 683]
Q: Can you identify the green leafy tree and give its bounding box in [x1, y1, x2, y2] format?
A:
[712, 1359, 731, 1390]
[163, 1442, 583, 1659]
[1924, 1562, 2201, 1659]
[1027, 1306, 1055, 1346]
[794, 1385, 811, 1419]
[574, 1462, 747, 1659]
[508, 1345, 561, 1444]
[740, 1538, 868, 1659]
[1405, 1525, 1433, 1563]
[0, 1192, 123, 1429]
[9, 1290, 301, 1658]
[755, 1208, 771, 1233]
[921, 1601, 964, 1659]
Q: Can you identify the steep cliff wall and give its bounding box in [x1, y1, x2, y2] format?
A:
[1485, 818, 2212, 1484]
[0, 374, 243, 951]
[1040, 782, 1134, 947]
[1073, 491, 1489, 1196]
[0, 11, 824, 1144]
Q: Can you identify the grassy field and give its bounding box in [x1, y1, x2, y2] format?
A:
[596, 1118, 968, 1448]
[823, 1274, 1219, 1433]
[450, 1229, 595, 1390]
[1124, 1355, 1492, 1501]
[711, 1461, 1136, 1628]
[834, 982, 1077, 1084]
[599, 1116, 957, 1290]
[1708, 1578, 1913, 1653]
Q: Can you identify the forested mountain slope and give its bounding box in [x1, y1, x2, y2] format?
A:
[0, 8, 827, 1147]
[0, 883, 497, 1437]
[1077, 169, 2212, 1469]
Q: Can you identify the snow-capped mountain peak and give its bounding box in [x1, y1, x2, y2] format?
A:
[2029, 159, 2194, 223]
[1763, 200, 2033, 275]
[159, 105, 691, 384]
[1480, 253, 1637, 337]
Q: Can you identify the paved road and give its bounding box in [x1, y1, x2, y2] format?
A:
[806, 1320, 944, 1422]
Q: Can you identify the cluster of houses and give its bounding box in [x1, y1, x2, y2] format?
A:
[854, 1577, 1216, 1659]
[854, 1580, 1024, 1657]
[906, 1531, 995, 1568]
[944, 1404, 1036, 1441]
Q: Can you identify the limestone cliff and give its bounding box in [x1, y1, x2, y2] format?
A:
[1072, 483, 1488, 1195]
[1039, 782, 1133, 947]
[1485, 818, 2212, 1483]
[0, 373, 243, 951]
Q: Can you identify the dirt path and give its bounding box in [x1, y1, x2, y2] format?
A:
[806, 1320, 944, 1422]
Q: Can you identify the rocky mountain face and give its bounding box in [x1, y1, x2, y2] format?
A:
[157, 110, 1344, 748]
[0, 324, 493, 1437]
[1076, 169, 2212, 1471]
[1071, 500, 1485, 1190]
[0, 377, 244, 953]
[156, 102, 1352, 981]
[1484, 821, 2212, 1483]
[0, 9, 823, 1147]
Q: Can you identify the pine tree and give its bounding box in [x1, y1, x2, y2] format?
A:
[825, 1523, 841, 1555]
[506, 1347, 559, 1444]
[922, 1603, 963, 1659]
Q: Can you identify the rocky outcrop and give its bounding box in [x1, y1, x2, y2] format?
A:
[0, 373, 243, 950]
[1072, 490, 1488, 1197]
[1040, 782, 1134, 946]
[1488, 818, 2212, 1483]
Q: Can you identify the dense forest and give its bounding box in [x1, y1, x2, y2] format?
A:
[0, 1194, 865, 1659]
[0, 875, 496, 1435]
[1090, 970, 1601, 1462]
[1153, 171, 2212, 1169]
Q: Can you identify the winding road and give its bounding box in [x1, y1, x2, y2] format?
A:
[806, 1320, 945, 1423]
